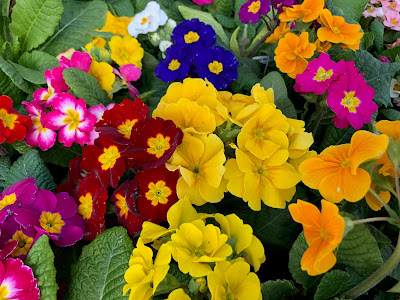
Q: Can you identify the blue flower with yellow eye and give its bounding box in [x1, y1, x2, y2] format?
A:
[155, 45, 191, 82]
[193, 46, 238, 90]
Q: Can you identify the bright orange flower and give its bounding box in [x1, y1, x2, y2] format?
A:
[274, 32, 316, 78]
[289, 199, 345, 276]
[314, 39, 332, 53]
[279, 0, 324, 23]
[299, 131, 389, 203]
[365, 183, 391, 211]
[265, 22, 290, 44]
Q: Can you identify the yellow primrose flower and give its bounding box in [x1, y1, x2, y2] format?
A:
[207, 260, 262, 300]
[98, 11, 133, 36]
[167, 219, 232, 277]
[123, 239, 171, 300]
[152, 98, 216, 135]
[237, 104, 290, 160]
[287, 119, 314, 160]
[167, 133, 227, 206]
[165, 289, 191, 300]
[109, 35, 144, 67]
[88, 60, 115, 93]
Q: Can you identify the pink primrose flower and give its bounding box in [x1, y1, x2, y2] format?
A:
[382, 0, 400, 12]
[192, 0, 212, 5]
[384, 10, 400, 30]
[114, 64, 142, 98]
[59, 51, 92, 73]
[362, 6, 384, 17]
[86, 103, 115, 145]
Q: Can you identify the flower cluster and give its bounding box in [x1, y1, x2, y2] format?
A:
[123, 198, 265, 300]
[155, 19, 238, 90]
[363, 0, 400, 30]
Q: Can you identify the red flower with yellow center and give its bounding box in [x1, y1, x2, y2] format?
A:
[76, 173, 108, 241]
[110, 180, 143, 235]
[127, 117, 183, 170]
[135, 165, 179, 223]
[0, 95, 32, 144]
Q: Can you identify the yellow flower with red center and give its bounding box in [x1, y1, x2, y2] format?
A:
[88, 60, 115, 94]
[9, 231, 33, 257]
[109, 35, 144, 68]
[274, 32, 316, 78]
[289, 199, 345, 276]
[265, 22, 290, 44]
[279, 0, 324, 23]
[39, 212, 65, 234]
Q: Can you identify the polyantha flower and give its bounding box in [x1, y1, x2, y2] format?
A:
[59, 51, 92, 73]
[127, 117, 183, 170]
[327, 74, 377, 130]
[207, 261, 262, 300]
[0, 178, 37, 211]
[287, 119, 314, 161]
[279, 0, 324, 23]
[30, 190, 85, 247]
[193, 46, 238, 90]
[152, 98, 216, 135]
[8, 230, 35, 258]
[289, 199, 345, 276]
[109, 35, 144, 68]
[362, 6, 384, 18]
[294, 53, 339, 95]
[155, 45, 191, 82]
[0, 95, 32, 144]
[0, 258, 40, 299]
[299, 130, 389, 203]
[166, 289, 191, 300]
[383, 0, 400, 12]
[135, 165, 179, 223]
[81, 137, 126, 188]
[239, 0, 271, 24]
[76, 173, 107, 241]
[88, 60, 115, 94]
[384, 10, 400, 30]
[391, 79, 400, 98]
[167, 133, 227, 206]
[114, 64, 142, 98]
[224, 148, 302, 210]
[22, 102, 56, 151]
[46, 93, 97, 147]
[273, 0, 298, 14]
[167, 219, 232, 277]
[314, 39, 332, 53]
[123, 239, 171, 300]
[237, 104, 289, 160]
[97, 11, 133, 36]
[317, 9, 363, 49]
[365, 183, 391, 211]
[274, 32, 316, 79]
[265, 22, 290, 43]
[127, 1, 168, 37]
[171, 19, 216, 53]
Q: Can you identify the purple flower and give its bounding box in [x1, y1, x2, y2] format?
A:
[273, 0, 297, 14]
[239, 0, 270, 24]
[379, 56, 391, 63]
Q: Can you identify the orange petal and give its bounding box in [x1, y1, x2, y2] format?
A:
[301, 238, 337, 276]
[375, 120, 400, 142]
[299, 155, 341, 189]
[365, 184, 391, 211]
[288, 200, 321, 230]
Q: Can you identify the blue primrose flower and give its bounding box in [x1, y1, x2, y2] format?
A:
[155, 45, 191, 82]
[193, 46, 239, 90]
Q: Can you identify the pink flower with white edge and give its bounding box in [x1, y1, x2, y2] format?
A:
[114, 64, 141, 98]
[362, 6, 384, 17]
[46, 93, 97, 147]
[59, 51, 92, 73]
[86, 103, 115, 145]
[22, 102, 57, 151]
[382, 0, 400, 12]
[327, 74, 377, 130]
[384, 10, 400, 30]
[0, 258, 40, 300]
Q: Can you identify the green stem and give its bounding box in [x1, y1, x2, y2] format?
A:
[369, 187, 399, 219]
[343, 231, 400, 298]
[310, 106, 325, 136]
[394, 166, 400, 207]
[244, 24, 276, 58]
[351, 217, 390, 225]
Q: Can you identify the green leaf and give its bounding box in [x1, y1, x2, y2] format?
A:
[214, 0, 233, 16]
[317, 124, 355, 152]
[381, 109, 400, 121]
[18, 50, 59, 72]
[66, 227, 134, 299]
[63, 67, 109, 106]
[39, 142, 82, 167]
[41, 0, 108, 56]
[168, 263, 191, 285]
[381, 45, 400, 62]
[9, 0, 63, 52]
[260, 280, 297, 300]
[25, 235, 58, 300]
[12, 140, 32, 154]
[259, 71, 297, 119]
[388, 280, 400, 293]
[178, 5, 229, 45]
[329, 0, 369, 23]
[231, 57, 262, 94]
[371, 21, 384, 54]
[0, 157, 11, 190]
[360, 32, 374, 50]
[211, 11, 237, 29]
[0, 68, 24, 99]
[230, 27, 241, 56]
[5, 149, 57, 191]
[0, 55, 31, 95]
[10, 61, 47, 84]
[104, 0, 135, 17]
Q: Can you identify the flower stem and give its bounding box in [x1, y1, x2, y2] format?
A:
[244, 23, 276, 58]
[343, 231, 400, 298]
[369, 187, 399, 219]
[394, 166, 400, 207]
[310, 107, 325, 137]
[0, 146, 8, 157]
[351, 217, 391, 225]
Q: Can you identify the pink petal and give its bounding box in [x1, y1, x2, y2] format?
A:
[70, 52, 92, 73]
[45, 111, 67, 130]
[38, 129, 57, 151]
[120, 64, 141, 82]
[58, 126, 77, 147]
[75, 130, 89, 146]
[77, 114, 96, 132]
[52, 93, 77, 113]
[75, 98, 88, 120]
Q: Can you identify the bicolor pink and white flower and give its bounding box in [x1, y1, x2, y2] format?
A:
[46, 93, 97, 147]
[384, 10, 400, 30]
[114, 64, 141, 98]
[59, 51, 92, 73]
[382, 0, 400, 12]
[362, 6, 384, 17]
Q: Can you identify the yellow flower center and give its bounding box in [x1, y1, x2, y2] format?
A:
[98, 146, 121, 170]
[390, 3, 396, 7]
[0, 286, 9, 300]
[367, 8, 375, 12]
[208, 61, 223, 75]
[341, 158, 350, 167]
[332, 27, 341, 34]
[32, 116, 47, 133]
[341, 91, 360, 113]
[146, 134, 171, 158]
[115, 194, 129, 218]
[145, 180, 172, 206]
[184, 31, 200, 44]
[9, 230, 33, 257]
[320, 228, 328, 239]
[391, 19, 399, 25]
[192, 166, 200, 175]
[39, 212, 65, 234]
[248, 0, 261, 13]
[0, 109, 18, 130]
[313, 67, 333, 82]
[256, 166, 266, 176]
[64, 109, 81, 131]
[394, 83, 400, 92]
[43, 86, 54, 100]
[117, 119, 137, 139]
[141, 17, 148, 25]
[78, 193, 93, 220]
[0, 193, 17, 210]
[254, 128, 264, 139]
[168, 59, 181, 71]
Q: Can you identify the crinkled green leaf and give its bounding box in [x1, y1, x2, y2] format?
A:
[388, 280, 400, 293]
[12, 140, 32, 154]
[211, 11, 236, 29]
[168, 263, 191, 286]
[381, 46, 400, 62]
[381, 109, 400, 121]
[0, 55, 31, 95]
[259, 71, 297, 119]
[231, 57, 261, 94]
[63, 67, 109, 106]
[10, 61, 47, 84]
[66, 227, 134, 300]
[261, 280, 297, 300]
[105, 0, 135, 17]
[39, 142, 82, 167]
[9, 0, 63, 52]
[0, 156, 11, 190]
[0, 68, 24, 99]
[360, 32, 374, 50]
[25, 235, 58, 300]
[329, 0, 369, 22]
[178, 5, 229, 45]
[1, 41, 13, 61]
[314, 270, 351, 300]
[371, 21, 384, 54]
[317, 123, 355, 152]
[18, 50, 59, 72]
[5, 149, 57, 191]
[214, 0, 233, 16]
[41, 0, 107, 56]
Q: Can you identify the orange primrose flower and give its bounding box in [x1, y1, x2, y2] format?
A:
[314, 39, 332, 53]
[265, 22, 290, 44]
[279, 0, 324, 23]
[289, 199, 345, 276]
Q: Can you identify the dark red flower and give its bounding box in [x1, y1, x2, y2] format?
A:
[110, 180, 143, 235]
[55, 156, 83, 195]
[135, 165, 179, 223]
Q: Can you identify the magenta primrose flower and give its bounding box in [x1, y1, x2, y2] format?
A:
[239, 0, 270, 24]
[114, 64, 141, 98]
[46, 93, 97, 147]
[191, 0, 212, 5]
[59, 51, 92, 73]
[327, 73, 377, 130]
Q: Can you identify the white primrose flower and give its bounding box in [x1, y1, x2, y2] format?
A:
[390, 79, 400, 98]
[128, 1, 168, 38]
[159, 40, 173, 58]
